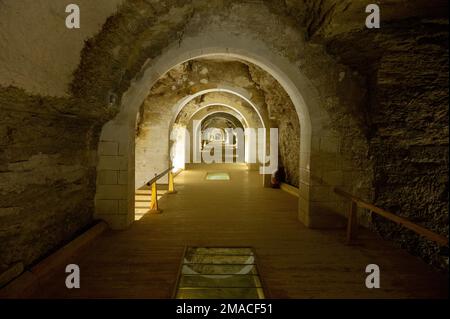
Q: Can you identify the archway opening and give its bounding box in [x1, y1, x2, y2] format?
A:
[94, 41, 344, 230]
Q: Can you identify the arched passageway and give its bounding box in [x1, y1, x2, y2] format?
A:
[1, 0, 447, 299]
[95, 46, 349, 230]
[24, 164, 448, 298]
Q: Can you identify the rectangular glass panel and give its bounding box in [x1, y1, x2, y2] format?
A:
[183, 254, 255, 265]
[186, 247, 253, 256]
[179, 275, 262, 288]
[182, 264, 258, 275]
[176, 288, 265, 299]
[176, 247, 264, 299]
[206, 172, 230, 180]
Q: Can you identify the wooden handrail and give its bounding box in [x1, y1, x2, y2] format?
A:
[334, 187, 448, 247]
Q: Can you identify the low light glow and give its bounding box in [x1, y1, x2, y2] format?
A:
[135, 190, 166, 220]
[171, 126, 187, 170]
[206, 172, 230, 180]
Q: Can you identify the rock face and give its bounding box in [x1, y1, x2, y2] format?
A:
[247, 65, 300, 186]
[0, 87, 100, 272]
[369, 22, 449, 269]
[0, 0, 123, 96]
[0, 0, 448, 275]
[321, 9, 448, 268]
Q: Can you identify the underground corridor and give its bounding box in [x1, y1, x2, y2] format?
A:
[8, 164, 448, 298]
[0, 0, 448, 300]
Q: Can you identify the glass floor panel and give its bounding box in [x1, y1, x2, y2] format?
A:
[186, 247, 254, 256]
[179, 275, 262, 288]
[176, 288, 265, 299]
[206, 172, 230, 180]
[182, 264, 259, 275]
[176, 247, 264, 299]
[183, 254, 255, 265]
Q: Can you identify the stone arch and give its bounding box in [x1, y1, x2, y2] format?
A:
[197, 111, 247, 151]
[185, 103, 251, 128]
[171, 105, 252, 171]
[135, 86, 267, 188]
[171, 93, 267, 171]
[197, 111, 246, 130]
[168, 86, 269, 131]
[190, 109, 251, 166]
[94, 31, 345, 230]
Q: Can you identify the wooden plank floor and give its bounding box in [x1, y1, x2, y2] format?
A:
[31, 164, 448, 298]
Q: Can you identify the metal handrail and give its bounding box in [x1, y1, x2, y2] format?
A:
[145, 166, 177, 213]
[146, 166, 173, 186]
[334, 187, 448, 247]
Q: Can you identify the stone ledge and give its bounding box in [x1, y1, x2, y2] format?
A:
[0, 221, 109, 298]
[0, 262, 24, 288]
[280, 182, 299, 198]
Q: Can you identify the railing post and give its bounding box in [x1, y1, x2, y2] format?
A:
[346, 201, 358, 244]
[149, 179, 161, 213]
[335, 187, 448, 247]
[167, 170, 177, 194]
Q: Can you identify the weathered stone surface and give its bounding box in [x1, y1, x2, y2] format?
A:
[0, 0, 123, 96]
[0, 0, 447, 273]
[322, 14, 448, 268]
[0, 87, 100, 268]
[369, 23, 449, 269]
